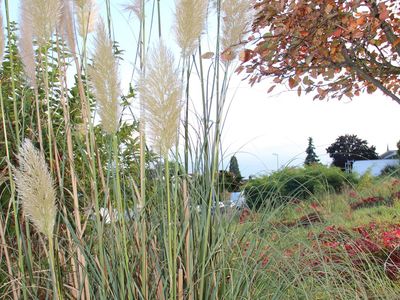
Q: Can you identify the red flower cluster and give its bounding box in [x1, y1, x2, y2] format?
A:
[350, 196, 385, 210]
[314, 223, 400, 280]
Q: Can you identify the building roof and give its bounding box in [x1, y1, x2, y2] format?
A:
[379, 150, 398, 160]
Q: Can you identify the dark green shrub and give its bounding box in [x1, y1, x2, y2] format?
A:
[244, 165, 358, 210]
[380, 164, 400, 177]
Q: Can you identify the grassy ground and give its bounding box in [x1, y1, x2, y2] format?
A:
[232, 175, 400, 299]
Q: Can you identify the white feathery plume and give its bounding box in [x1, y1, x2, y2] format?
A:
[124, 0, 146, 20]
[14, 139, 57, 238]
[19, 8, 36, 87]
[74, 0, 97, 38]
[221, 0, 252, 61]
[174, 0, 208, 57]
[58, 0, 76, 53]
[0, 0, 4, 62]
[20, 0, 61, 46]
[138, 41, 182, 155]
[88, 19, 120, 135]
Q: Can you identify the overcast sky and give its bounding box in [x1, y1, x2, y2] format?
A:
[9, 0, 400, 177]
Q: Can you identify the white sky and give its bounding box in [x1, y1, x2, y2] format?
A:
[9, 0, 400, 177]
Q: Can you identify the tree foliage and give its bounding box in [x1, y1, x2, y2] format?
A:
[304, 137, 320, 165]
[239, 0, 400, 103]
[326, 134, 378, 170]
[229, 155, 242, 180]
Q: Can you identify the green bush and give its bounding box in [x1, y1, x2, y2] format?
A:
[244, 165, 358, 210]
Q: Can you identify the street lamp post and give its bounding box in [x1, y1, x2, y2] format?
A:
[272, 153, 279, 171]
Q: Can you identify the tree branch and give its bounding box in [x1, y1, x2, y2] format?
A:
[366, 0, 400, 58]
[342, 47, 400, 105]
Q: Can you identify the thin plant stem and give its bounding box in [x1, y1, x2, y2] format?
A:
[0, 83, 19, 300]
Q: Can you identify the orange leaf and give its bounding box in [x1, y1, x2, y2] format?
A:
[221, 50, 235, 62]
[239, 49, 253, 63]
[288, 77, 298, 89]
[332, 28, 342, 38]
[393, 38, 400, 48]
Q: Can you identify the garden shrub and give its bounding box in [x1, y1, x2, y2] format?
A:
[244, 165, 358, 210]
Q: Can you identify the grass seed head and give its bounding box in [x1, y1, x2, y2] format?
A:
[138, 41, 182, 155]
[221, 0, 252, 61]
[74, 0, 97, 38]
[175, 0, 208, 57]
[14, 139, 57, 238]
[21, 0, 61, 46]
[88, 19, 120, 135]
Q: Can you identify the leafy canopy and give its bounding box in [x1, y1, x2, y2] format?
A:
[326, 134, 378, 170]
[239, 0, 400, 103]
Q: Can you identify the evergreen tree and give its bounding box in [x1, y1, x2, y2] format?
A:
[397, 140, 400, 158]
[229, 155, 242, 180]
[304, 137, 320, 165]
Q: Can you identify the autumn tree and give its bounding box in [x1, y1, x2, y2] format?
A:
[304, 137, 320, 165]
[239, 0, 400, 103]
[326, 134, 378, 170]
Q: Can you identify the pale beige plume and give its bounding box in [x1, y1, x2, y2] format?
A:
[175, 0, 208, 57]
[124, 0, 146, 20]
[74, 0, 97, 38]
[19, 6, 36, 86]
[58, 0, 76, 53]
[20, 0, 61, 46]
[88, 19, 120, 135]
[138, 41, 182, 155]
[14, 139, 57, 238]
[221, 0, 252, 61]
[0, 0, 4, 62]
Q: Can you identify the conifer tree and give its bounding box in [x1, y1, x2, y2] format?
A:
[229, 155, 242, 179]
[305, 137, 320, 165]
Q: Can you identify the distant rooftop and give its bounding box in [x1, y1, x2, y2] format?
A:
[379, 150, 398, 160]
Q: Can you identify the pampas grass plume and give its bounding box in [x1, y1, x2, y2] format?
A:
[58, 0, 76, 53]
[20, 0, 61, 46]
[14, 139, 57, 238]
[0, 0, 4, 62]
[221, 0, 252, 61]
[74, 0, 97, 38]
[124, 0, 146, 20]
[138, 41, 182, 155]
[19, 9, 36, 86]
[175, 0, 208, 57]
[88, 19, 120, 135]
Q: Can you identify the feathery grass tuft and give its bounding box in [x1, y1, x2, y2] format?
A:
[20, 0, 61, 46]
[0, 0, 4, 62]
[19, 3, 36, 86]
[58, 0, 76, 53]
[74, 0, 97, 38]
[124, 0, 146, 20]
[221, 0, 252, 60]
[13, 139, 56, 238]
[138, 41, 182, 155]
[88, 19, 120, 135]
[175, 0, 208, 57]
